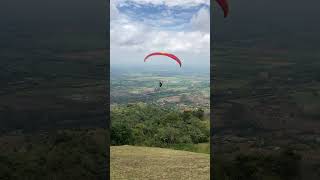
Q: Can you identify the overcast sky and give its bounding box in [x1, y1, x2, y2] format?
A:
[110, 0, 210, 68]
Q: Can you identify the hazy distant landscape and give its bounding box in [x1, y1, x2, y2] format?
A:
[111, 66, 209, 109]
[212, 43, 320, 179]
[211, 0, 320, 178]
[0, 0, 107, 179]
[0, 30, 108, 179]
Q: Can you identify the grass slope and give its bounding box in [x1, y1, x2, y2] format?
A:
[111, 145, 209, 180]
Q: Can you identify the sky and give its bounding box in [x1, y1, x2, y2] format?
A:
[110, 0, 210, 68]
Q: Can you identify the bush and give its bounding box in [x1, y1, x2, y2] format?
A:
[111, 103, 210, 147]
[111, 123, 133, 145]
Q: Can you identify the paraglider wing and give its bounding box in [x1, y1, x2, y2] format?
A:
[144, 52, 182, 67]
[215, 0, 229, 17]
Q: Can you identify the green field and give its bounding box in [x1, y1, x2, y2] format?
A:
[111, 67, 210, 110]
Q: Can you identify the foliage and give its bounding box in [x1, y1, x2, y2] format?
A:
[111, 103, 209, 148]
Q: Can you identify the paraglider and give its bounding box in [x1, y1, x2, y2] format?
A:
[144, 52, 182, 67]
[144, 52, 182, 89]
[216, 0, 229, 17]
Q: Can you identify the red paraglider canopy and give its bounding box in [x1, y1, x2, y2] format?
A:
[216, 0, 229, 17]
[144, 52, 182, 67]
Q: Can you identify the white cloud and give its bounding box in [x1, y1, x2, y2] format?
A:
[118, 0, 209, 7]
[190, 7, 210, 33]
[110, 0, 120, 20]
[111, 20, 209, 53]
[110, 0, 210, 66]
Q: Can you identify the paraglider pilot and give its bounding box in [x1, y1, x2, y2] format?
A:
[159, 81, 163, 88]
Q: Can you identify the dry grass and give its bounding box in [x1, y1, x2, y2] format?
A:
[111, 145, 209, 180]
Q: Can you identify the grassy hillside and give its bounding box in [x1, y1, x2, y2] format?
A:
[111, 145, 209, 180]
